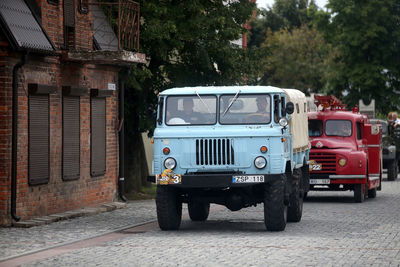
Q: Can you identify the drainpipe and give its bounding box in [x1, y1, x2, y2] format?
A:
[11, 53, 27, 222]
[118, 68, 131, 202]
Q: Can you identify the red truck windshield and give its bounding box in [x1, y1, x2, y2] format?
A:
[309, 119, 352, 137]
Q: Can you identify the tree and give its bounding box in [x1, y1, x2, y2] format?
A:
[249, 0, 318, 47]
[123, 0, 256, 193]
[258, 25, 338, 93]
[319, 0, 400, 113]
[129, 0, 256, 132]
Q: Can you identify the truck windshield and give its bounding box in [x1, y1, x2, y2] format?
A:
[308, 120, 323, 137]
[165, 95, 217, 125]
[220, 94, 271, 124]
[325, 120, 352, 137]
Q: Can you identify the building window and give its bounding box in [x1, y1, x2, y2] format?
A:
[29, 94, 50, 185]
[62, 96, 80, 180]
[79, 0, 89, 14]
[90, 96, 106, 177]
[63, 0, 75, 49]
[47, 0, 59, 5]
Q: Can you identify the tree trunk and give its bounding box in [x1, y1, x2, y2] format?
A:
[125, 131, 149, 193]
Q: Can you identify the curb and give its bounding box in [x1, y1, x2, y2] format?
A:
[12, 202, 127, 228]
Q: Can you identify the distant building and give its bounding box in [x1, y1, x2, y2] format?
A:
[358, 99, 375, 118]
[0, 0, 145, 226]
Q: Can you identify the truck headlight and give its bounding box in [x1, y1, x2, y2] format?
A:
[279, 118, 288, 127]
[164, 157, 177, 170]
[338, 158, 347, 167]
[254, 156, 267, 169]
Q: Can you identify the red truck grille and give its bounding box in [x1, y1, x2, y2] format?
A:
[309, 152, 337, 172]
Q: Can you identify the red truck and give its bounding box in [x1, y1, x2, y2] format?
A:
[308, 95, 382, 202]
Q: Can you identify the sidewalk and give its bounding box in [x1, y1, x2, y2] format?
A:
[0, 199, 158, 261]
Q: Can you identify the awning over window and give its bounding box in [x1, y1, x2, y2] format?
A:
[0, 0, 55, 53]
[92, 5, 118, 51]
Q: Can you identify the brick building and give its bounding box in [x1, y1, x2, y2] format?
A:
[0, 0, 145, 226]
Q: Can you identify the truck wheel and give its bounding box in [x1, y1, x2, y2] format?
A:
[354, 184, 365, 203]
[387, 160, 398, 181]
[287, 169, 303, 222]
[188, 201, 210, 221]
[156, 186, 182, 230]
[264, 176, 287, 231]
[368, 188, 377, 198]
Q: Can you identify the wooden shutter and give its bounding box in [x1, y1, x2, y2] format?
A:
[29, 95, 49, 185]
[63, 96, 80, 180]
[91, 97, 106, 176]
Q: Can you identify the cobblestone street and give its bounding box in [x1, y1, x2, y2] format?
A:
[1, 176, 400, 267]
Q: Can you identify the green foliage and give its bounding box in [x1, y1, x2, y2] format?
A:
[249, 0, 317, 47]
[259, 25, 338, 93]
[319, 0, 400, 114]
[126, 0, 256, 135]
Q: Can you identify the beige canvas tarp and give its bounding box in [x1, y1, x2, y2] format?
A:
[282, 89, 310, 152]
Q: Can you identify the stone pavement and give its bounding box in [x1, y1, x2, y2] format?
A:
[19, 178, 400, 267]
[1, 176, 400, 266]
[0, 199, 159, 261]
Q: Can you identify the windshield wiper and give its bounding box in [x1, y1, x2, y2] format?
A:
[223, 89, 241, 116]
[195, 91, 212, 114]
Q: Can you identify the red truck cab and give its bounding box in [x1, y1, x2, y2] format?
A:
[308, 95, 382, 202]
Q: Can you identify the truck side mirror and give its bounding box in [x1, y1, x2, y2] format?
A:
[286, 102, 294, 115]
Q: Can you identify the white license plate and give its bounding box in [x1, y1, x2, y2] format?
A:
[232, 175, 264, 183]
[310, 179, 330, 184]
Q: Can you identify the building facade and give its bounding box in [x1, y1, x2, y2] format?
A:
[0, 0, 145, 226]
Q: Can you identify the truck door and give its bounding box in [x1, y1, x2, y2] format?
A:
[364, 123, 382, 188]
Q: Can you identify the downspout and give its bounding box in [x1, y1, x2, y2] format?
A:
[118, 68, 131, 202]
[11, 53, 27, 222]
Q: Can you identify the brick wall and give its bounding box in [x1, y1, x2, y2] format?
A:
[0, 34, 11, 225]
[0, 1, 121, 225]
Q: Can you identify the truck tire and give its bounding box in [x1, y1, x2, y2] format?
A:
[387, 160, 398, 181]
[368, 188, 377, 198]
[264, 176, 287, 231]
[188, 201, 210, 221]
[287, 169, 303, 222]
[301, 164, 310, 197]
[156, 186, 182, 230]
[354, 184, 365, 203]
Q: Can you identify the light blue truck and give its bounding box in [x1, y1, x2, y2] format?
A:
[150, 86, 310, 231]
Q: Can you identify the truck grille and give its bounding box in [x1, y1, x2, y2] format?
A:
[195, 139, 235, 166]
[309, 152, 336, 172]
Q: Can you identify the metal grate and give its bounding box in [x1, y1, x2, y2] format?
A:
[309, 152, 337, 172]
[195, 139, 234, 166]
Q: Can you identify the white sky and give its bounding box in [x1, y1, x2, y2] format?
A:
[256, 0, 328, 10]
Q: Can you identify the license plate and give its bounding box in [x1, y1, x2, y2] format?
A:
[310, 179, 330, 184]
[232, 175, 264, 183]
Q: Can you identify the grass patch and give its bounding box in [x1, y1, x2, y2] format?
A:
[125, 184, 157, 200]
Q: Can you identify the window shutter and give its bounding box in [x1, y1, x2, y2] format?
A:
[29, 95, 50, 185]
[63, 96, 80, 180]
[63, 0, 75, 27]
[91, 97, 106, 177]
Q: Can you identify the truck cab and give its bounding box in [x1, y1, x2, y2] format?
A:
[151, 86, 310, 231]
[308, 95, 382, 202]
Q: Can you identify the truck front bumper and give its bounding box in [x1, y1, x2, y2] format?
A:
[147, 173, 283, 188]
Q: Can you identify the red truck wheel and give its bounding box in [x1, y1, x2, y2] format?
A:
[354, 184, 365, 203]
